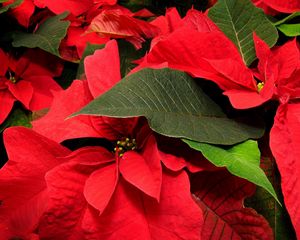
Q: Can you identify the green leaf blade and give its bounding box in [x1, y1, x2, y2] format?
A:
[277, 23, 300, 37]
[75, 68, 264, 145]
[208, 0, 278, 65]
[0, 0, 23, 14]
[183, 139, 280, 205]
[12, 12, 70, 57]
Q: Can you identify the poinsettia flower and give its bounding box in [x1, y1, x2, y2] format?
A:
[133, 9, 299, 110]
[3, 0, 35, 28]
[86, 6, 160, 49]
[224, 33, 300, 108]
[0, 49, 62, 124]
[33, 39, 210, 172]
[0, 126, 203, 240]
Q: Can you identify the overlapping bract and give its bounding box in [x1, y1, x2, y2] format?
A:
[0, 127, 203, 240]
[132, 6, 300, 237]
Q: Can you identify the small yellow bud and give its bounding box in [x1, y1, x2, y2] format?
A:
[257, 82, 264, 92]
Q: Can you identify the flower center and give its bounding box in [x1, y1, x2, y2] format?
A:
[257, 82, 264, 92]
[114, 138, 137, 157]
[6, 70, 17, 83]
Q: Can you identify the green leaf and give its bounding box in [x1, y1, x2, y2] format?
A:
[0, 108, 31, 132]
[0, 0, 23, 14]
[74, 68, 264, 145]
[76, 43, 104, 79]
[208, 0, 278, 66]
[273, 11, 300, 37]
[183, 139, 280, 205]
[12, 12, 70, 57]
[118, 40, 148, 77]
[277, 24, 300, 37]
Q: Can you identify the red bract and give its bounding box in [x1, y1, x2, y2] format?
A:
[270, 103, 300, 238]
[253, 0, 300, 13]
[33, 40, 121, 141]
[191, 170, 273, 239]
[33, 0, 94, 16]
[3, 0, 35, 27]
[63, 26, 109, 59]
[0, 127, 203, 240]
[86, 6, 160, 49]
[0, 49, 62, 124]
[0, 127, 71, 239]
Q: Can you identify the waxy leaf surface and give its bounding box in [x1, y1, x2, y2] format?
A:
[184, 139, 279, 204]
[12, 12, 70, 57]
[0, 0, 23, 14]
[76, 68, 264, 145]
[208, 0, 278, 65]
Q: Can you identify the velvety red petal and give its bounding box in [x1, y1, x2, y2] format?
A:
[38, 162, 94, 239]
[0, 127, 70, 238]
[0, 90, 15, 124]
[81, 171, 202, 240]
[120, 137, 162, 200]
[192, 170, 273, 240]
[90, 116, 139, 141]
[252, 0, 280, 15]
[25, 76, 61, 111]
[253, 32, 271, 81]
[33, 0, 94, 16]
[132, 8, 155, 18]
[183, 8, 220, 32]
[85, 40, 121, 98]
[270, 103, 300, 238]
[272, 39, 300, 80]
[60, 146, 114, 166]
[87, 11, 160, 49]
[7, 80, 33, 109]
[142, 170, 203, 240]
[134, 29, 243, 91]
[32, 80, 100, 142]
[159, 150, 187, 172]
[224, 89, 268, 109]
[157, 135, 217, 172]
[262, 0, 300, 13]
[151, 8, 182, 35]
[65, 27, 109, 58]
[84, 164, 118, 214]
[81, 179, 152, 240]
[207, 58, 257, 90]
[8, 0, 35, 28]
[3, 127, 70, 165]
